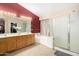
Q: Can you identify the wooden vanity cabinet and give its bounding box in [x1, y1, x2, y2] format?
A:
[0, 34, 35, 54]
[16, 34, 35, 49]
[0, 38, 7, 54]
[7, 37, 16, 52]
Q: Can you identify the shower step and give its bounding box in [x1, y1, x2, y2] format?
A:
[55, 50, 72, 56]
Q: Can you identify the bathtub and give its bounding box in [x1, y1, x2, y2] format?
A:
[35, 34, 53, 48]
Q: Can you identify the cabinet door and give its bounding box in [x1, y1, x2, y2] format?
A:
[26, 34, 35, 45]
[16, 36, 23, 49]
[29, 34, 35, 44]
[7, 37, 16, 52]
[26, 35, 32, 45]
[16, 36, 26, 49]
[0, 39, 7, 54]
[53, 16, 69, 49]
[70, 12, 79, 53]
[21, 35, 27, 47]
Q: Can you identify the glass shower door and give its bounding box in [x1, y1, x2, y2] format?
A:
[53, 16, 69, 49]
[70, 12, 79, 53]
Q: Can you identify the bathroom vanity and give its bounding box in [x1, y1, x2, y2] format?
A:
[0, 33, 35, 54]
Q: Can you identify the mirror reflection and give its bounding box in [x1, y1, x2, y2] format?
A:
[0, 10, 31, 34]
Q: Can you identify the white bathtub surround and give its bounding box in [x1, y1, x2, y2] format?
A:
[35, 33, 53, 48]
[39, 36, 53, 48]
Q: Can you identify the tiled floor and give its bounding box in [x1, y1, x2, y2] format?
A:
[6, 43, 54, 56]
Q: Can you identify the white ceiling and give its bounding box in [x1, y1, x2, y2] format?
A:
[19, 3, 78, 19]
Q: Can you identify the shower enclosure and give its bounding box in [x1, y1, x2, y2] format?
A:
[53, 16, 69, 49]
[41, 11, 79, 54]
[53, 11, 79, 54]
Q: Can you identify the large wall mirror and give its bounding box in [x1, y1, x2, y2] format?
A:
[0, 10, 32, 34]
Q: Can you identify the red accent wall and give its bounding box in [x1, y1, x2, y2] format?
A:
[0, 3, 40, 33]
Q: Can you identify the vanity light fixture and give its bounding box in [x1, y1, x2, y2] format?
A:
[0, 10, 3, 14]
[7, 12, 16, 16]
[10, 13, 16, 16]
[0, 10, 16, 16]
[7, 12, 11, 15]
[20, 15, 32, 21]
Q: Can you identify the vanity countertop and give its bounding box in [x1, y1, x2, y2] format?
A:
[0, 32, 32, 38]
